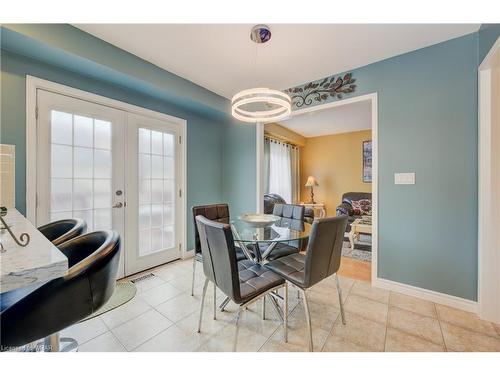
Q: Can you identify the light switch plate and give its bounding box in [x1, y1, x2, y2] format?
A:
[394, 172, 415, 185]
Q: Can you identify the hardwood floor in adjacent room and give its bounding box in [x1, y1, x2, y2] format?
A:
[338, 257, 371, 282]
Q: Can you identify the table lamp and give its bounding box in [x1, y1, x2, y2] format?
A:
[305, 176, 319, 204]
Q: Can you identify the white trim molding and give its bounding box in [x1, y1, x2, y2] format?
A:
[373, 277, 478, 314]
[26, 75, 188, 261]
[256, 92, 379, 283]
[478, 36, 500, 323]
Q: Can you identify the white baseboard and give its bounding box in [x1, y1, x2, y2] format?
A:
[373, 277, 478, 314]
[182, 249, 195, 260]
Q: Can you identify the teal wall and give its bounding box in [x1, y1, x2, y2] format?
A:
[478, 24, 500, 63]
[0, 48, 227, 251]
[226, 33, 482, 301]
[222, 120, 257, 216]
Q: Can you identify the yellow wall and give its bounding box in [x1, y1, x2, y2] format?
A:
[264, 123, 307, 146]
[300, 130, 372, 216]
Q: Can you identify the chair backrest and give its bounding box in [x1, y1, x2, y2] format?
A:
[195, 215, 241, 303]
[37, 218, 87, 246]
[303, 216, 347, 288]
[0, 231, 120, 348]
[192, 204, 230, 255]
[273, 203, 305, 221]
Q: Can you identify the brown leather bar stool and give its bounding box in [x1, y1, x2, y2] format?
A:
[38, 218, 87, 246]
[266, 216, 348, 351]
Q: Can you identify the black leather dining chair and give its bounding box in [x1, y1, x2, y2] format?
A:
[0, 230, 120, 352]
[38, 218, 87, 246]
[191, 204, 248, 296]
[248, 203, 306, 261]
[266, 216, 348, 351]
[195, 215, 288, 350]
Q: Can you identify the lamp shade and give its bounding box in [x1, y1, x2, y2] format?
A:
[305, 176, 319, 187]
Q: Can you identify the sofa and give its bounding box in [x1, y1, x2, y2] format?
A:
[335, 192, 372, 232]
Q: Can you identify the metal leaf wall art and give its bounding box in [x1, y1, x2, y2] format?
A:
[284, 73, 356, 108]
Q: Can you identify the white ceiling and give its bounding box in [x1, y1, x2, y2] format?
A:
[75, 24, 479, 99]
[279, 99, 371, 137]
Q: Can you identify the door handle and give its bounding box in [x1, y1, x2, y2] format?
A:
[112, 202, 123, 208]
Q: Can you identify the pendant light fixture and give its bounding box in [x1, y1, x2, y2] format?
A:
[231, 25, 292, 123]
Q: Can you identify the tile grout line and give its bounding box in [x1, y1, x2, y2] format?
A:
[434, 303, 448, 352]
[382, 294, 390, 352]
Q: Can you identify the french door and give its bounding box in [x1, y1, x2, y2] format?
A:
[36, 89, 183, 278]
[125, 114, 182, 275]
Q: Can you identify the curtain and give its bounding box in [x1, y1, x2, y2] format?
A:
[290, 145, 300, 203]
[265, 137, 300, 204]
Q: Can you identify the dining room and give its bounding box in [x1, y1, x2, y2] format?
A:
[1, 17, 500, 360]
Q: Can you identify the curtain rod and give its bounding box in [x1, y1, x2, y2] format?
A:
[264, 134, 299, 147]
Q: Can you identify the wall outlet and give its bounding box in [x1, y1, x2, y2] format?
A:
[394, 172, 415, 185]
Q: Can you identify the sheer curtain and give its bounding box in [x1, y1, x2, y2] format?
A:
[265, 137, 300, 204]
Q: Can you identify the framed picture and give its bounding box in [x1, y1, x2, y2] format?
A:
[362, 140, 372, 183]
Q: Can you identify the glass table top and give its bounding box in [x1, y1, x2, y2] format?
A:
[231, 216, 311, 243]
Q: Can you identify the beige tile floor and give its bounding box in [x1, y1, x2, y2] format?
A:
[63, 258, 500, 352]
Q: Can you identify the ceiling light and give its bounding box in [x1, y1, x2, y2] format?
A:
[231, 25, 292, 124]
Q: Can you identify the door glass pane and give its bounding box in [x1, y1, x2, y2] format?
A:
[73, 209, 93, 230]
[94, 120, 111, 150]
[139, 180, 151, 204]
[94, 208, 111, 230]
[138, 154, 151, 179]
[74, 115, 93, 147]
[73, 179, 93, 210]
[151, 180, 163, 203]
[74, 147, 93, 178]
[151, 156, 163, 179]
[137, 127, 176, 256]
[50, 112, 114, 232]
[51, 179, 72, 211]
[94, 179, 111, 208]
[94, 150, 112, 178]
[164, 157, 174, 179]
[163, 133, 174, 156]
[52, 145, 72, 178]
[151, 131, 163, 155]
[51, 111, 73, 145]
[138, 128, 150, 153]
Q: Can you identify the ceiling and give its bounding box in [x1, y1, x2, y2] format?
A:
[75, 24, 479, 99]
[278, 99, 371, 137]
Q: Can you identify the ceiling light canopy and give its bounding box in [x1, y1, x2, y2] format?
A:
[231, 25, 291, 124]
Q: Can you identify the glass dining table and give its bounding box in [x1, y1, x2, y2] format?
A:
[230, 216, 312, 263]
[219, 215, 311, 318]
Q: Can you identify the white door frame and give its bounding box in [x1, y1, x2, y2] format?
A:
[25, 76, 188, 260]
[256, 92, 379, 284]
[478, 37, 500, 323]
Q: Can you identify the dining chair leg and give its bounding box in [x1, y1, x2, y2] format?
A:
[284, 283, 288, 343]
[300, 289, 313, 352]
[233, 306, 243, 352]
[191, 257, 196, 296]
[219, 296, 230, 312]
[213, 282, 217, 320]
[335, 273, 346, 325]
[262, 295, 266, 320]
[197, 278, 209, 333]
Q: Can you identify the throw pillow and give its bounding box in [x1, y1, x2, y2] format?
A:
[351, 199, 372, 215]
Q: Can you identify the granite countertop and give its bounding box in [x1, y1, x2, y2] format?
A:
[0, 209, 68, 293]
